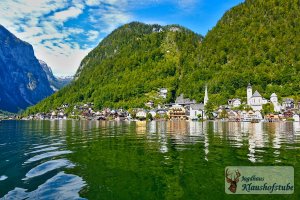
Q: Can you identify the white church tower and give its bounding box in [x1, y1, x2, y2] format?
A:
[270, 93, 281, 112]
[204, 85, 209, 106]
[247, 83, 252, 105]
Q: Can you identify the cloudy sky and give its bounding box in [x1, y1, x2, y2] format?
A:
[0, 0, 244, 76]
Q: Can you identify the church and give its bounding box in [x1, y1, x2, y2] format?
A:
[247, 84, 265, 111]
[247, 83, 281, 112]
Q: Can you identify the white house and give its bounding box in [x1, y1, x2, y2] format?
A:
[253, 111, 263, 120]
[149, 110, 157, 118]
[136, 110, 147, 119]
[240, 110, 262, 121]
[159, 88, 168, 99]
[249, 90, 263, 111]
[228, 98, 241, 108]
[282, 98, 294, 110]
[145, 101, 154, 108]
[247, 84, 267, 111]
[189, 103, 204, 120]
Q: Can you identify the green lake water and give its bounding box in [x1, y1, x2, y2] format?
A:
[0, 120, 299, 199]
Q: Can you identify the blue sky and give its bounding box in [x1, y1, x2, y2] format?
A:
[0, 0, 244, 76]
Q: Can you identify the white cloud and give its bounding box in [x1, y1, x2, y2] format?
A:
[35, 46, 92, 76]
[0, 0, 88, 76]
[52, 7, 83, 23]
[87, 30, 99, 41]
[86, 0, 101, 6]
[0, 0, 171, 76]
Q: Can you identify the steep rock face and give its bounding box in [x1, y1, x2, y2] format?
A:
[0, 25, 53, 112]
[39, 60, 72, 91]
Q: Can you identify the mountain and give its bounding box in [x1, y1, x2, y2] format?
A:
[181, 0, 300, 103]
[26, 0, 300, 113]
[39, 60, 73, 91]
[26, 22, 203, 113]
[0, 25, 54, 113]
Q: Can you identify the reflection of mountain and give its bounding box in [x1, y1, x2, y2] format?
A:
[61, 120, 300, 199]
[39, 60, 73, 91]
[0, 25, 53, 113]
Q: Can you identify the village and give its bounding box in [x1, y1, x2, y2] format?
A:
[22, 84, 300, 123]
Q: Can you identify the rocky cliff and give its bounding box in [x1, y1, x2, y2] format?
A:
[39, 60, 72, 91]
[0, 25, 54, 113]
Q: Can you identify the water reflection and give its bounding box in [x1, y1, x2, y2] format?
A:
[0, 120, 299, 199]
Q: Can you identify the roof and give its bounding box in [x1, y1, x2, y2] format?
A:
[252, 90, 261, 97]
[190, 103, 204, 110]
[270, 93, 277, 97]
[283, 98, 294, 103]
[247, 83, 252, 88]
[175, 94, 196, 104]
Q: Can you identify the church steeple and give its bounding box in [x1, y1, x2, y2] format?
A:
[247, 83, 252, 105]
[204, 85, 209, 106]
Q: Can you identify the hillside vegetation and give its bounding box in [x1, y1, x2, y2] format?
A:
[26, 0, 300, 114]
[187, 0, 300, 103]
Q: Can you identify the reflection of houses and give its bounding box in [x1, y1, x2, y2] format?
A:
[189, 104, 204, 120]
[168, 104, 187, 120]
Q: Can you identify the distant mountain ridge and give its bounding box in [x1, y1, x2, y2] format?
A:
[39, 60, 73, 91]
[0, 25, 54, 113]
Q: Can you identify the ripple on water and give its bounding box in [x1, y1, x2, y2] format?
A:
[23, 159, 74, 180]
[0, 175, 8, 181]
[2, 172, 86, 200]
[24, 151, 72, 164]
[32, 143, 64, 149]
[24, 146, 60, 155]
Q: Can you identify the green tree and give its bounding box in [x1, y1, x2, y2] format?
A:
[205, 101, 215, 120]
[262, 103, 274, 116]
[219, 109, 228, 119]
[146, 113, 153, 121]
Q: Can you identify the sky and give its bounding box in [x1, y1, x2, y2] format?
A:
[0, 0, 244, 77]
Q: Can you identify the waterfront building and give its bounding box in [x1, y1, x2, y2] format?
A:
[168, 104, 187, 120]
[189, 103, 204, 120]
[228, 98, 241, 108]
[246, 84, 267, 111]
[136, 109, 147, 119]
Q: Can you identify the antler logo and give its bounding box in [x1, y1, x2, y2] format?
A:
[225, 168, 241, 193]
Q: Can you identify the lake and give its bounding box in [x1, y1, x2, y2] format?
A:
[0, 120, 299, 199]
